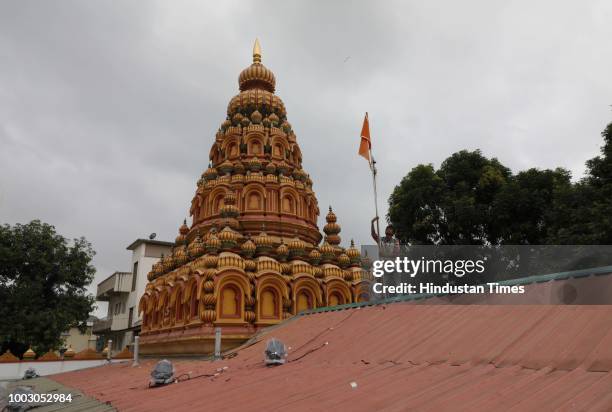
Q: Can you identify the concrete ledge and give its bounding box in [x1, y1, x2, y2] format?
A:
[0, 359, 128, 380]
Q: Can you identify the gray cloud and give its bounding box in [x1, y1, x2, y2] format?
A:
[1, 0, 612, 308]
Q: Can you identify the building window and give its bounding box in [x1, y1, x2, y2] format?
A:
[131, 261, 138, 291]
[128, 307, 134, 328]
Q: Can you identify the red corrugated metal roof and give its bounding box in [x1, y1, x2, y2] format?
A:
[51, 305, 612, 411]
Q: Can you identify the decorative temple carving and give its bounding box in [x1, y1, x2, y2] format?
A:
[138, 40, 372, 355]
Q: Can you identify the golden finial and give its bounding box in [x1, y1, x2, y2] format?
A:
[253, 38, 262, 63]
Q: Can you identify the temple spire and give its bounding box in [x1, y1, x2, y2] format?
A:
[253, 38, 262, 63]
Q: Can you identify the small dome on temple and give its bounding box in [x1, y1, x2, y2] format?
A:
[326, 206, 337, 223]
[346, 239, 361, 263]
[287, 236, 306, 252]
[188, 234, 205, 258]
[250, 109, 263, 124]
[308, 248, 321, 265]
[63, 345, 75, 358]
[265, 162, 277, 174]
[175, 219, 189, 245]
[241, 238, 256, 256]
[233, 161, 246, 175]
[238, 39, 276, 93]
[166, 250, 178, 271]
[179, 219, 189, 235]
[320, 239, 336, 259]
[203, 165, 218, 180]
[324, 206, 341, 246]
[151, 259, 163, 277]
[254, 229, 274, 250]
[324, 221, 340, 234]
[248, 157, 262, 172]
[276, 160, 290, 175]
[175, 245, 189, 265]
[218, 226, 240, 248]
[205, 231, 221, 252]
[338, 252, 350, 268]
[276, 241, 289, 260]
[281, 120, 292, 134]
[23, 346, 36, 359]
[268, 112, 280, 126]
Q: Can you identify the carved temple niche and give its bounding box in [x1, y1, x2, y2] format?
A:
[256, 275, 288, 323]
[189, 283, 199, 320]
[273, 143, 283, 158]
[227, 142, 239, 159]
[175, 288, 184, 322]
[210, 143, 220, 165]
[282, 194, 296, 215]
[250, 140, 263, 156]
[211, 192, 225, 216]
[296, 288, 314, 313]
[292, 147, 301, 166]
[292, 277, 321, 314]
[218, 283, 243, 320]
[258, 286, 281, 320]
[244, 188, 264, 211]
[271, 137, 288, 159]
[328, 291, 344, 306]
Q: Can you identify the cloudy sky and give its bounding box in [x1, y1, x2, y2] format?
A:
[1, 0, 612, 302]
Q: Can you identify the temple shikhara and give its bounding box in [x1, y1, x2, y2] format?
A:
[138, 40, 372, 354]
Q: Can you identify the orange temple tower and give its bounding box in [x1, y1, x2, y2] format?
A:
[138, 40, 372, 355]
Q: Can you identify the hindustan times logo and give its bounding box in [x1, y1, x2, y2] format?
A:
[372, 257, 487, 278]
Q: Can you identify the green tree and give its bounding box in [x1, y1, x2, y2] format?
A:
[493, 168, 572, 244]
[547, 122, 612, 244]
[388, 150, 511, 245]
[0, 220, 95, 357]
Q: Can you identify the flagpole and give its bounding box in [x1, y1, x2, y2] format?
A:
[367, 112, 381, 250]
[359, 111, 381, 250]
[371, 153, 381, 251]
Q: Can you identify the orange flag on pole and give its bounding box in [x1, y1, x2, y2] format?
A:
[358, 112, 371, 163]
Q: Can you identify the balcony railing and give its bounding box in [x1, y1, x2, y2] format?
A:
[92, 314, 130, 333]
[96, 272, 133, 300]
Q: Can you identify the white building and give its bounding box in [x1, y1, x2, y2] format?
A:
[93, 239, 173, 353]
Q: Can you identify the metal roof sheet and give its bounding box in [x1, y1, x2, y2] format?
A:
[49, 304, 612, 411]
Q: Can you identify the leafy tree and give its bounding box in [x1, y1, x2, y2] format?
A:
[0, 220, 95, 358]
[493, 168, 572, 244]
[547, 122, 612, 244]
[388, 150, 511, 245]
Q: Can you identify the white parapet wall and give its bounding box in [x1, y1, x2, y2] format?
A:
[0, 359, 128, 381]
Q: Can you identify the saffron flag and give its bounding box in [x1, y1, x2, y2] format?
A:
[358, 112, 371, 163]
